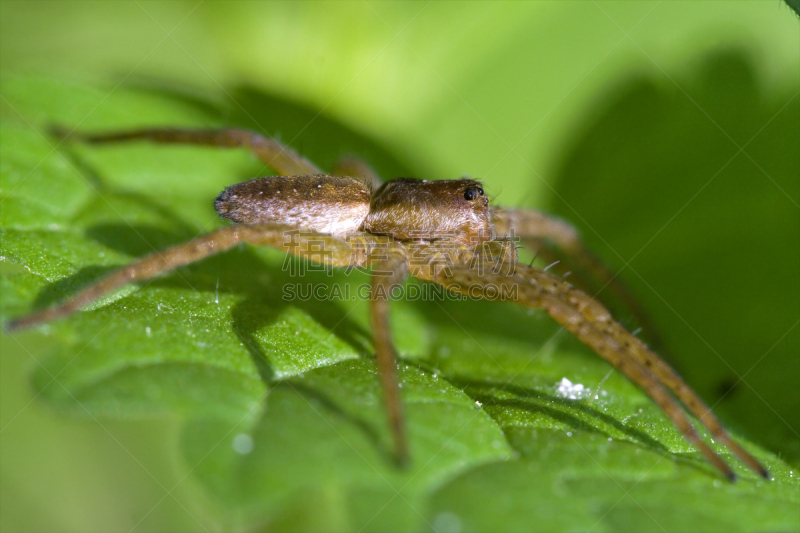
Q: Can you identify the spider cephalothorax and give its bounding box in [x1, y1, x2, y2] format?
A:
[365, 178, 492, 246]
[6, 127, 768, 482]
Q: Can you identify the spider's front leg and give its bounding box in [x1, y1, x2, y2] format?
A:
[6, 225, 362, 332]
[367, 242, 411, 465]
[492, 207, 662, 348]
[416, 256, 768, 481]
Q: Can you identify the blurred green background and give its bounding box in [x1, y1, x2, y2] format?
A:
[1, 2, 798, 532]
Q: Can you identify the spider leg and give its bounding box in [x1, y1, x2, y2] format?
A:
[51, 126, 323, 176]
[368, 243, 411, 465]
[6, 224, 361, 332]
[491, 207, 662, 348]
[558, 280, 769, 479]
[417, 258, 768, 480]
[331, 156, 383, 190]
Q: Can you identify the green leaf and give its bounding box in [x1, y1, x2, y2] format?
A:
[545, 50, 800, 468]
[1, 76, 512, 530]
[2, 72, 798, 533]
[784, 0, 800, 18]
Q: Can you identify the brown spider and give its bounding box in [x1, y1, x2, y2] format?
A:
[5, 127, 768, 482]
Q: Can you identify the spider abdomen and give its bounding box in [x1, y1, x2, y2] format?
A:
[215, 174, 371, 238]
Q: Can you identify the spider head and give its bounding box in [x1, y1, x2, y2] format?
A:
[364, 178, 492, 246]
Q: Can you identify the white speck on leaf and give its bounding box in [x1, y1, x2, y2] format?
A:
[232, 434, 254, 455]
[432, 512, 461, 533]
[555, 377, 588, 400]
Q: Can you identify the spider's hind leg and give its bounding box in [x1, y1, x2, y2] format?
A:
[6, 225, 360, 332]
[331, 156, 383, 191]
[51, 126, 323, 177]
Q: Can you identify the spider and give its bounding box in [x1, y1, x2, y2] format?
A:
[5, 126, 768, 482]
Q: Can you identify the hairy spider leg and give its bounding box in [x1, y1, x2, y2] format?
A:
[6, 224, 361, 332]
[492, 207, 664, 350]
[51, 126, 323, 176]
[331, 156, 384, 191]
[417, 256, 768, 481]
[555, 274, 769, 478]
[368, 243, 411, 465]
[5, 214, 412, 466]
[55, 125, 386, 192]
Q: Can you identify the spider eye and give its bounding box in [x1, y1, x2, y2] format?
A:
[464, 188, 480, 201]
